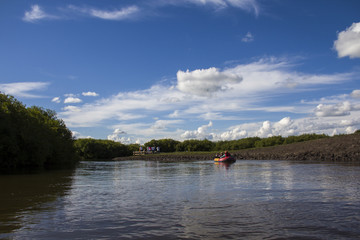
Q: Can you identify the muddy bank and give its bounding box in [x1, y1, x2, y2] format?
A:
[233, 133, 360, 162]
[113, 133, 360, 162]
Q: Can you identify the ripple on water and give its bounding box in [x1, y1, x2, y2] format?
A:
[1, 160, 360, 239]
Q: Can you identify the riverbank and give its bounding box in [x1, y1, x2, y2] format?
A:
[234, 133, 360, 162]
[113, 133, 360, 162]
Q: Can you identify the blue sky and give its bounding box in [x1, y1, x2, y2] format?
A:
[1, 0, 360, 144]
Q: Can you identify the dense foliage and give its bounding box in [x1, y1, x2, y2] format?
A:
[214, 137, 261, 151]
[0, 93, 79, 171]
[175, 139, 214, 152]
[144, 139, 180, 152]
[142, 134, 330, 153]
[74, 139, 132, 160]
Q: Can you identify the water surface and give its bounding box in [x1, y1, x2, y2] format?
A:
[1, 160, 360, 239]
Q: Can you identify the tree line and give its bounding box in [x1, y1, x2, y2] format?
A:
[1, 93, 340, 170]
[140, 134, 329, 153]
[74, 139, 133, 160]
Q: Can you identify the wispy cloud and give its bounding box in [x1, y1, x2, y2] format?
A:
[242, 32, 254, 42]
[23, 4, 140, 22]
[67, 5, 140, 20]
[23, 5, 56, 22]
[88, 6, 140, 20]
[52, 97, 61, 103]
[0, 82, 49, 98]
[23, 0, 260, 23]
[226, 0, 260, 15]
[163, 0, 260, 15]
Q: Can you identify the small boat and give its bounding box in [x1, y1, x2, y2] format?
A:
[214, 156, 236, 163]
[214, 161, 234, 168]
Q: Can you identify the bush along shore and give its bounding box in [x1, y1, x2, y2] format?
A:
[0, 93, 79, 172]
[113, 133, 360, 162]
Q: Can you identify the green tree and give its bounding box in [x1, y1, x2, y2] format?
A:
[283, 133, 328, 144]
[234, 137, 261, 150]
[74, 139, 132, 160]
[144, 138, 180, 152]
[128, 143, 141, 152]
[214, 137, 261, 151]
[176, 139, 214, 152]
[254, 136, 284, 148]
[0, 93, 78, 171]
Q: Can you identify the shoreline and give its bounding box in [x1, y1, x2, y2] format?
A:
[113, 133, 360, 162]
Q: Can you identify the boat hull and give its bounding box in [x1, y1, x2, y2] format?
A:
[214, 156, 236, 162]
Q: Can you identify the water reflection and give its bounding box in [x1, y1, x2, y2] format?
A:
[0, 169, 75, 234]
[1, 160, 360, 239]
[213, 161, 235, 170]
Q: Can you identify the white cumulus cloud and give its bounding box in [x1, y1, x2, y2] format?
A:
[256, 120, 272, 138]
[314, 101, 360, 117]
[185, 115, 360, 142]
[181, 121, 214, 139]
[219, 127, 247, 140]
[82, 91, 99, 97]
[107, 128, 143, 144]
[72, 131, 93, 139]
[345, 126, 356, 134]
[177, 67, 242, 97]
[350, 89, 360, 98]
[334, 22, 360, 59]
[272, 117, 293, 136]
[64, 97, 82, 104]
[314, 101, 352, 117]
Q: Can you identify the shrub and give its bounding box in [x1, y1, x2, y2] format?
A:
[74, 139, 132, 160]
[0, 93, 78, 171]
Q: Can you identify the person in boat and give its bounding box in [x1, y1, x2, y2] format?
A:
[225, 151, 231, 157]
[221, 151, 231, 158]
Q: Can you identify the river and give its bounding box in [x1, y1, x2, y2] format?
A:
[1, 160, 360, 239]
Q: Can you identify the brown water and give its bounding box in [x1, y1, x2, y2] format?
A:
[1, 160, 360, 239]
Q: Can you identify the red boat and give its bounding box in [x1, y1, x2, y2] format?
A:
[214, 156, 236, 163]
